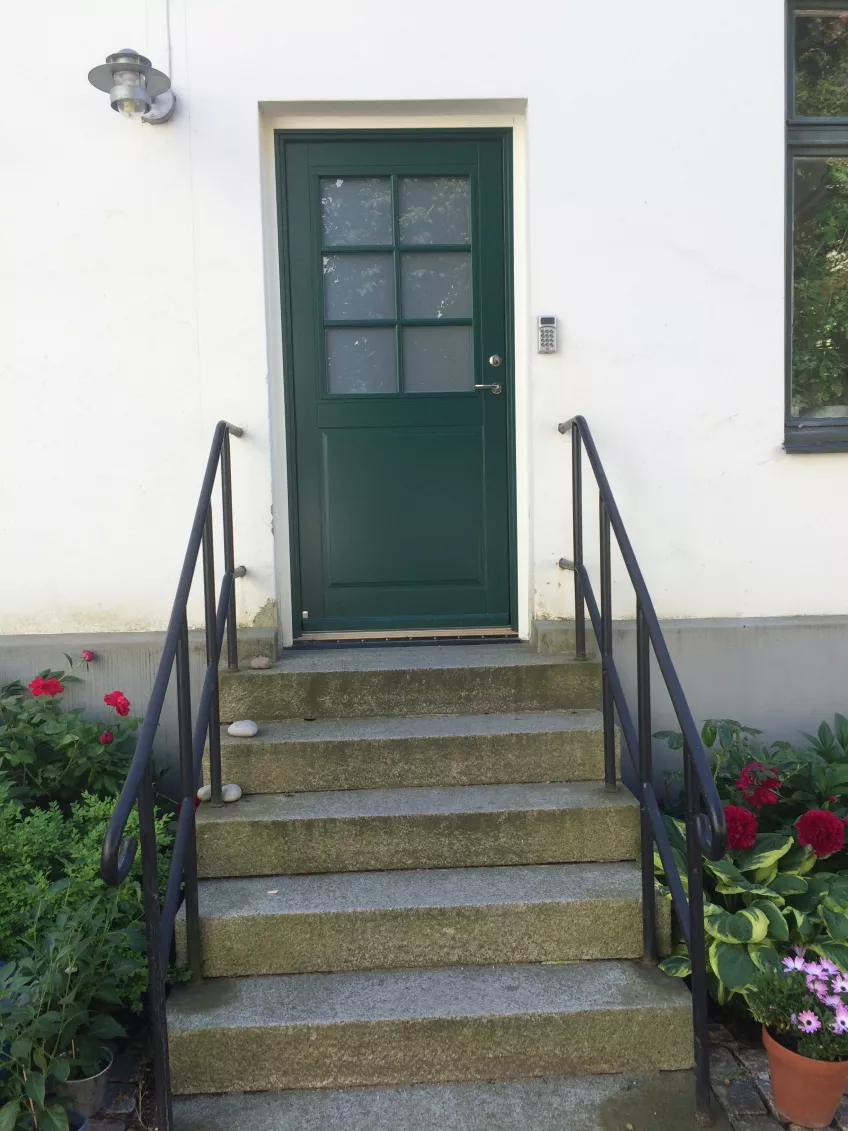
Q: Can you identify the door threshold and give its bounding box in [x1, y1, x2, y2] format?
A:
[294, 627, 520, 648]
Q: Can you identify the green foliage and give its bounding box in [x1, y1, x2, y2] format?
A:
[0, 891, 135, 1130]
[0, 786, 172, 1010]
[654, 813, 848, 1005]
[0, 671, 138, 812]
[659, 717, 848, 836]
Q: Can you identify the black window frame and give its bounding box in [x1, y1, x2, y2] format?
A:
[786, 0, 848, 451]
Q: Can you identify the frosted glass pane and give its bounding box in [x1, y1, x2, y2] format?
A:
[401, 253, 471, 319]
[324, 254, 395, 320]
[399, 177, 470, 245]
[321, 177, 393, 246]
[403, 327, 473, 393]
[327, 329, 397, 394]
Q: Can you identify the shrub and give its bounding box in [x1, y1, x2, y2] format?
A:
[0, 786, 173, 1010]
[655, 717, 848, 1006]
[0, 658, 139, 812]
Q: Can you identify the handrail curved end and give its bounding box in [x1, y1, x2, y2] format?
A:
[226, 423, 244, 438]
[100, 834, 138, 887]
[697, 810, 727, 862]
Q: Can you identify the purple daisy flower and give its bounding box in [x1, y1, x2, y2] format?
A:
[785, 954, 806, 972]
[832, 1013, 848, 1035]
[820, 959, 839, 976]
[805, 961, 827, 978]
[834, 974, 848, 994]
[796, 1011, 822, 1034]
[794, 945, 807, 957]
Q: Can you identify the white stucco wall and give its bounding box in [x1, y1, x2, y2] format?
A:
[2, 0, 824, 641]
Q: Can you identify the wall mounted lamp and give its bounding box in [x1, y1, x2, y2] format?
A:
[88, 50, 175, 124]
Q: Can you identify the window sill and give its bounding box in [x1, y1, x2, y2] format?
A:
[784, 422, 848, 453]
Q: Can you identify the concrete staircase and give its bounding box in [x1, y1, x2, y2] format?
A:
[170, 643, 692, 1129]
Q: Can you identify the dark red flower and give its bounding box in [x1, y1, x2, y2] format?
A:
[28, 676, 64, 698]
[736, 762, 782, 808]
[724, 804, 758, 850]
[104, 690, 131, 717]
[81, 650, 95, 663]
[99, 730, 114, 745]
[797, 809, 846, 857]
[176, 795, 202, 815]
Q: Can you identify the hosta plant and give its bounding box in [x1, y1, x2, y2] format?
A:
[655, 813, 848, 1004]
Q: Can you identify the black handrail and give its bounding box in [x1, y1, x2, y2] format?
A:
[558, 415, 726, 1127]
[99, 420, 245, 1131]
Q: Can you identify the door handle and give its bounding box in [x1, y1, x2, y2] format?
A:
[475, 383, 502, 395]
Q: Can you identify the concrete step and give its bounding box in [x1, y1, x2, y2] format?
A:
[219, 643, 600, 722]
[211, 709, 610, 795]
[167, 960, 693, 1094]
[176, 861, 668, 976]
[194, 781, 640, 878]
[173, 1072, 730, 1131]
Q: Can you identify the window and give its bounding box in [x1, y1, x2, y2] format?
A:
[787, 3, 848, 450]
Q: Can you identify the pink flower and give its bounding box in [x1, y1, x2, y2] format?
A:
[796, 1011, 822, 1033]
[820, 959, 839, 976]
[834, 975, 848, 994]
[81, 650, 95, 663]
[805, 961, 827, 978]
[832, 1013, 848, 1034]
[820, 993, 843, 1009]
[794, 945, 807, 957]
[784, 955, 806, 972]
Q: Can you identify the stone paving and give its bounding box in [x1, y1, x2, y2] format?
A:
[710, 1022, 848, 1131]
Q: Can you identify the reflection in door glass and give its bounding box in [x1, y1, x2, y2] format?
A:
[323, 254, 396, 320]
[399, 177, 470, 245]
[320, 177, 393, 246]
[403, 326, 473, 392]
[326, 328, 397, 395]
[400, 253, 471, 319]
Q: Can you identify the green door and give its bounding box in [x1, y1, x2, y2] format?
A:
[277, 131, 514, 635]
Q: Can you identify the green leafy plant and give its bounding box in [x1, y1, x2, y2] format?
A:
[654, 716, 848, 1004]
[0, 657, 139, 812]
[0, 786, 172, 1010]
[0, 891, 135, 1131]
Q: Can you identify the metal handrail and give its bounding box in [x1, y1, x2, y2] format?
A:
[99, 420, 244, 1131]
[558, 415, 726, 1127]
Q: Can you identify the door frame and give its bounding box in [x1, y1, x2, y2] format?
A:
[274, 127, 518, 638]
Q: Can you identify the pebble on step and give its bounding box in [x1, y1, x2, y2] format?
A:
[250, 656, 272, 669]
[196, 783, 243, 803]
[227, 719, 258, 737]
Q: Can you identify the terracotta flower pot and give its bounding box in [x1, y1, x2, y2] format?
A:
[763, 1025, 848, 1128]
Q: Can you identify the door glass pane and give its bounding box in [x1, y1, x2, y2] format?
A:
[324, 254, 395, 320]
[321, 177, 393, 246]
[795, 13, 848, 116]
[399, 177, 470, 245]
[403, 326, 473, 392]
[791, 157, 848, 418]
[401, 253, 471, 319]
[327, 328, 397, 394]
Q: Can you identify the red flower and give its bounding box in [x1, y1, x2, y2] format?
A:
[797, 809, 846, 857]
[99, 730, 114, 745]
[104, 690, 131, 717]
[736, 762, 782, 807]
[724, 804, 758, 850]
[28, 676, 64, 698]
[81, 650, 95, 663]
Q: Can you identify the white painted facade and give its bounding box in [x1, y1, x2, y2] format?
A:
[1, 0, 828, 645]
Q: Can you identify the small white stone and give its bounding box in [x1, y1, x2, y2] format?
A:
[222, 783, 242, 803]
[196, 784, 212, 802]
[227, 719, 258, 738]
[250, 656, 272, 669]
